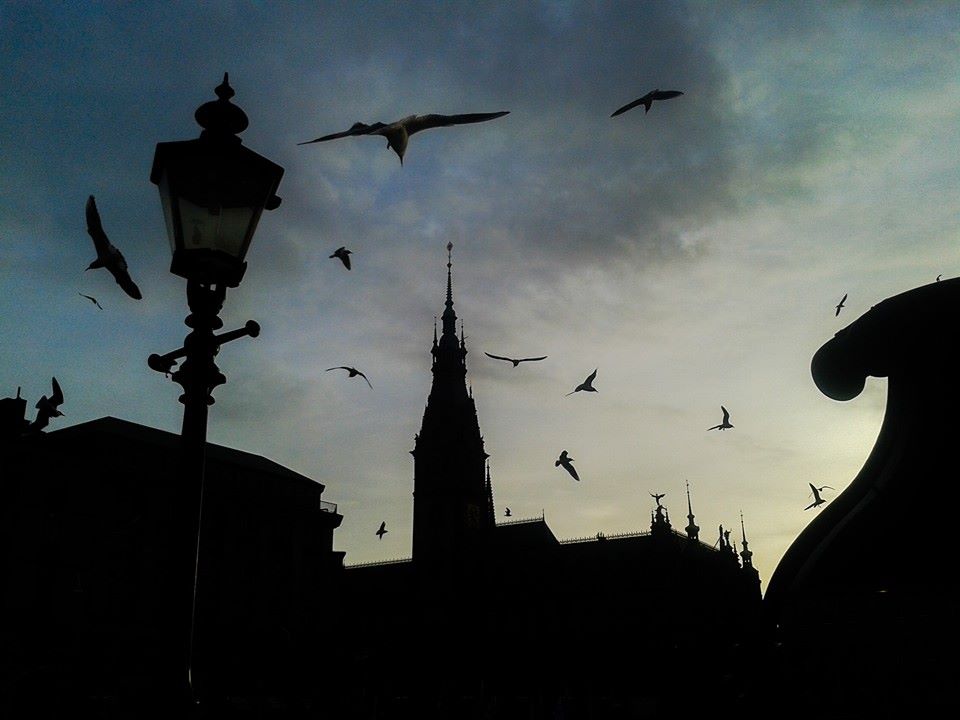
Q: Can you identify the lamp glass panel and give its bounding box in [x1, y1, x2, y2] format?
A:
[176, 196, 255, 259]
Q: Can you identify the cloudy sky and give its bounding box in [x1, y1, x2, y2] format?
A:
[2, 2, 958, 584]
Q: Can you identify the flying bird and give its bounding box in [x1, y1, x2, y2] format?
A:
[376, 521, 388, 540]
[565, 369, 598, 396]
[707, 406, 734, 431]
[298, 111, 510, 165]
[504, 508, 512, 517]
[484, 352, 548, 367]
[326, 366, 373, 389]
[84, 196, 142, 300]
[330, 246, 352, 270]
[555, 450, 580, 482]
[835, 293, 847, 317]
[78, 292, 102, 310]
[30, 377, 64, 432]
[804, 483, 830, 510]
[611, 89, 684, 117]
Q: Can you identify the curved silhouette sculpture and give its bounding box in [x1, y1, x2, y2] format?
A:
[765, 279, 960, 713]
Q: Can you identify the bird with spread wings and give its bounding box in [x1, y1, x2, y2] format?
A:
[298, 111, 510, 164]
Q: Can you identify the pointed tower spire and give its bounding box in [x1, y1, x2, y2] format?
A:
[739, 510, 754, 569]
[685, 479, 700, 541]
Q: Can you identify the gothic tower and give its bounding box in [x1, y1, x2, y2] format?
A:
[411, 244, 493, 569]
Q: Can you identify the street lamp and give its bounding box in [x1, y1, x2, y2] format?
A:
[148, 73, 283, 701]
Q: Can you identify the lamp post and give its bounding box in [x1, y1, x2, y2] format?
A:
[148, 73, 283, 701]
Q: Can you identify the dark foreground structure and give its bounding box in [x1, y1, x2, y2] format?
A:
[0, 416, 343, 717]
[764, 278, 960, 717]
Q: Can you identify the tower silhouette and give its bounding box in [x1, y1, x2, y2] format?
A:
[410, 243, 493, 571]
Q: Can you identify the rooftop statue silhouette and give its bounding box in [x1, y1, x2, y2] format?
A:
[764, 278, 960, 715]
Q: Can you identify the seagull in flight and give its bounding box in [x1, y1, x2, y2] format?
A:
[804, 483, 831, 510]
[30, 377, 64, 432]
[330, 246, 352, 270]
[298, 111, 510, 165]
[835, 293, 847, 317]
[504, 507, 512, 517]
[85, 196, 142, 300]
[326, 366, 373, 389]
[707, 406, 734, 431]
[376, 521, 388, 540]
[78, 292, 102, 310]
[566, 369, 598, 396]
[555, 450, 580, 482]
[611, 89, 684, 117]
[484, 352, 548, 367]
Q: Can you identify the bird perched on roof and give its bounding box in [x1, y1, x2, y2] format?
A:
[298, 111, 510, 165]
[29, 377, 64, 433]
[84, 196, 142, 300]
[484, 352, 548, 367]
[326, 366, 372, 389]
[504, 507, 512, 517]
[835, 293, 847, 317]
[78, 292, 102, 310]
[556, 450, 580, 481]
[376, 521, 388, 540]
[804, 483, 832, 510]
[565, 369, 598, 396]
[330, 246, 352, 270]
[707, 406, 734, 431]
[611, 89, 683, 117]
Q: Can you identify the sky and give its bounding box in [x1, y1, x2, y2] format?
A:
[2, 2, 959, 585]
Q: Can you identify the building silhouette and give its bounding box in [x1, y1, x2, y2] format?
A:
[338, 248, 764, 717]
[0, 415, 343, 715]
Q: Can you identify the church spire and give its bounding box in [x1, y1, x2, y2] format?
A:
[739, 510, 754, 569]
[685, 479, 700, 541]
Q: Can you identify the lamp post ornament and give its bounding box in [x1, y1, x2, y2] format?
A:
[148, 73, 283, 701]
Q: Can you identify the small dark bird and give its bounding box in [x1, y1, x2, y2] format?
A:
[804, 483, 830, 510]
[504, 508, 512, 517]
[835, 293, 847, 317]
[555, 450, 580, 482]
[30, 377, 64, 432]
[566, 369, 598, 396]
[78, 292, 102, 310]
[707, 406, 734, 431]
[484, 352, 548, 367]
[611, 89, 684, 117]
[376, 521, 388, 540]
[937, 274, 942, 282]
[326, 366, 373, 389]
[650, 492, 666, 507]
[298, 111, 510, 165]
[330, 246, 352, 270]
[85, 196, 142, 300]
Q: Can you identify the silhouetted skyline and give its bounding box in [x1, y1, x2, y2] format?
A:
[2, 3, 959, 584]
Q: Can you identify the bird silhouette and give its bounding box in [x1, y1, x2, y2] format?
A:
[504, 507, 512, 517]
[484, 352, 548, 367]
[707, 406, 734, 431]
[330, 246, 352, 270]
[835, 293, 847, 317]
[804, 483, 831, 510]
[937, 274, 942, 282]
[565, 369, 598, 396]
[611, 89, 683, 117]
[326, 366, 373, 389]
[30, 377, 64, 432]
[555, 450, 580, 482]
[78, 292, 102, 310]
[85, 196, 142, 300]
[650, 492, 666, 507]
[376, 521, 388, 540]
[298, 111, 510, 165]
